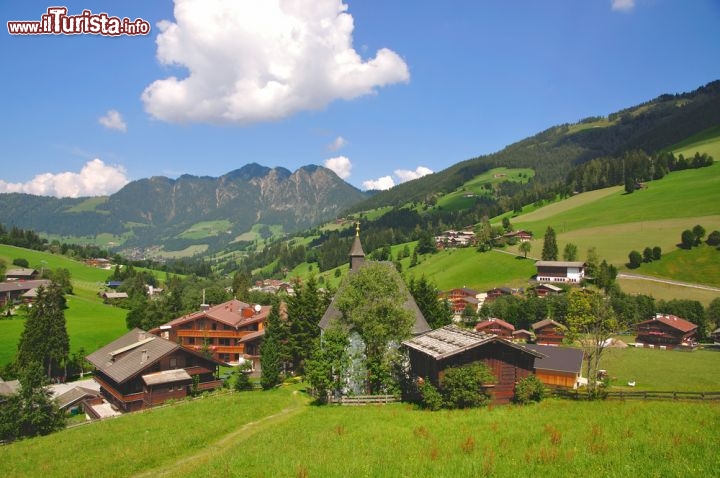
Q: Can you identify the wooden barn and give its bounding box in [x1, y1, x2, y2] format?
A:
[403, 325, 542, 404]
[635, 313, 698, 349]
[532, 319, 567, 345]
[526, 344, 584, 389]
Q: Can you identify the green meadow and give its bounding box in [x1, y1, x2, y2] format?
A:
[0, 245, 131, 367]
[1, 383, 718, 478]
[437, 167, 534, 212]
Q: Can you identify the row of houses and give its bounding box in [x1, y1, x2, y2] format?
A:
[60, 231, 701, 416]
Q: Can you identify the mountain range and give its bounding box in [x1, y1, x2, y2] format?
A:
[0, 164, 368, 255]
[1, 80, 719, 257]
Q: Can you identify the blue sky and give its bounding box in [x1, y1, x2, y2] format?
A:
[2, 0, 719, 197]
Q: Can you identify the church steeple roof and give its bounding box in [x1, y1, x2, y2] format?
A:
[348, 222, 365, 271]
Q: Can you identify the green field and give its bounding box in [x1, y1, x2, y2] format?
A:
[600, 346, 720, 391]
[668, 124, 720, 160]
[178, 220, 233, 240]
[437, 167, 535, 211]
[1, 383, 718, 477]
[0, 245, 132, 367]
[505, 164, 720, 293]
[617, 277, 720, 306]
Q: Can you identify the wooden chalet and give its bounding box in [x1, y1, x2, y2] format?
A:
[484, 287, 520, 303]
[403, 325, 542, 404]
[535, 261, 586, 284]
[475, 318, 515, 338]
[712, 327, 720, 344]
[503, 230, 533, 242]
[440, 287, 481, 314]
[533, 283, 563, 298]
[526, 344, 584, 389]
[4, 268, 39, 281]
[0, 279, 51, 307]
[150, 299, 272, 368]
[86, 329, 224, 412]
[635, 313, 698, 349]
[532, 319, 567, 345]
[512, 329, 534, 343]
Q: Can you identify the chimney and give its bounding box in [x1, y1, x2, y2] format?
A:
[138, 331, 146, 341]
[141, 349, 148, 363]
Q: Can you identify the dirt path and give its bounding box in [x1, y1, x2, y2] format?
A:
[131, 391, 308, 478]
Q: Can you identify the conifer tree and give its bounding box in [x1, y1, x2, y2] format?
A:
[260, 302, 283, 389]
[541, 226, 558, 261]
[17, 282, 69, 379]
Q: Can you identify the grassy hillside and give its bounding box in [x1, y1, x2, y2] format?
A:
[1, 382, 718, 477]
[508, 163, 720, 279]
[0, 245, 129, 367]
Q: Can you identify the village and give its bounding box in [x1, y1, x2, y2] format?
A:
[2, 228, 713, 420]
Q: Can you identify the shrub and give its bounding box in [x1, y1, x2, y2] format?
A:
[707, 230, 720, 246]
[514, 375, 546, 404]
[418, 380, 443, 411]
[440, 363, 494, 409]
[627, 250, 642, 268]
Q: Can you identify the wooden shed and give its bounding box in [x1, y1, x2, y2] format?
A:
[403, 325, 542, 404]
[525, 344, 584, 389]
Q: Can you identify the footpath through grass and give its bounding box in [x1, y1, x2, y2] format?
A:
[0, 386, 306, 478]
[1, 379, 718, 477]
[210, 399, 718, 478]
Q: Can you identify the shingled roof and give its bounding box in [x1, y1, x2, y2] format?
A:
[403, 325, 543, 360]
[86, 329, 180, 384]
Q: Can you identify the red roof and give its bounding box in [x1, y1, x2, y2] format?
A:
[475, 318, 515, 332]
[160, 299, 271, 330]
[637, 314, 697, 333]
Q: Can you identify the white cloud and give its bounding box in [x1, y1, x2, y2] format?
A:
[362, 176, 394, 190]
[327, 135, 348, 152]
[611, 0, 635, 12]
[324, 155, 352, 179]
[0, 159, 130, 198]
[394, 166, 433, 183]
[361, 165, 433, 191]
[99, 110, 127, 132]
[142, 0, 410, 124]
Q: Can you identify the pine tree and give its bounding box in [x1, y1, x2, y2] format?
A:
[286, 276, 329, 374]
[541, 227, 558, 261]
[260, 303, 283, 389]
[0, 361, 65, 442]
[17, 282, 69, 379]
[409, 275, 452, 329]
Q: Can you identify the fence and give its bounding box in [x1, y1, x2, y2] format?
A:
[553, 388, 720, 401]
[329, 394, 399, 405]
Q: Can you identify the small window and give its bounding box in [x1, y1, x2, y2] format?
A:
[169, 357, 177, 368]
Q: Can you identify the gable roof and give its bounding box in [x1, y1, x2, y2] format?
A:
[319, 261, 431, 335]
[403, 325, 542, 361]
[532, 318, 567, 331]
[636, 314, 698, 333]
[525, 344, 584, 374]
[535, 261, 586, 268]
[5, 268, 38, 278]
[0, 279, 51, 294]
[86, 329, 181, 384]
[158, 299, 271, 330]
[475, 318, 515, 332]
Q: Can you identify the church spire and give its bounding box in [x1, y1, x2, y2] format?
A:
[348, 221, 365, 271]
